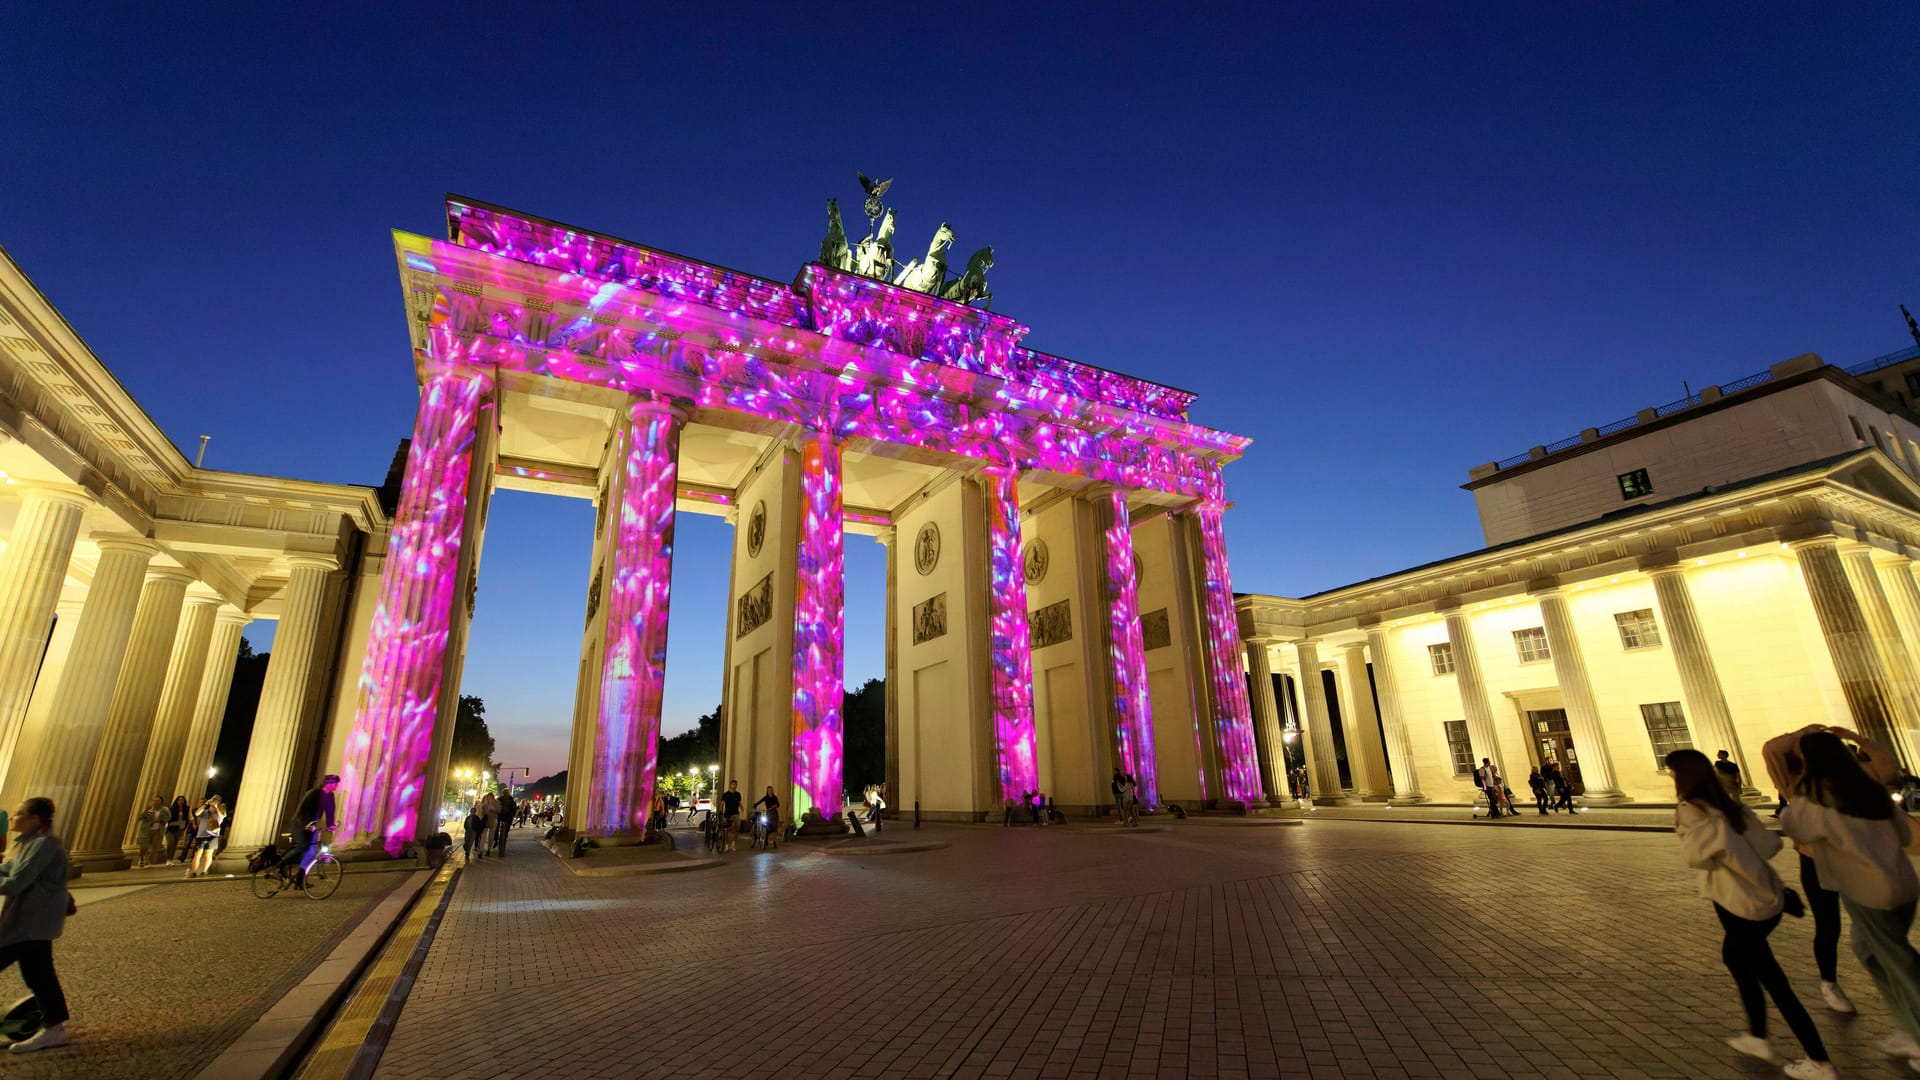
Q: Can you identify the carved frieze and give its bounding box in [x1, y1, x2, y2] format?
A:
[914, 522, 940, 576]
[1141, 608, 1171, 651]
[736, 572, 772, 638]
[912, 592, 947, 645]
[1029, 598, 1071, 649]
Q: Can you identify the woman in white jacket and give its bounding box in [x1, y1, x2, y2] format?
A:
[1669, 748, 1834, 1079]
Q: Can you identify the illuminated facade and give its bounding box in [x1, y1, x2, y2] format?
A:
[1239, 349, 1920, 805]
[328, 196, 1259, 849]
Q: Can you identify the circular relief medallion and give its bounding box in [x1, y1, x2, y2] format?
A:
[746, 500, 767, 558]
[914, 522, 941, 576]
[1022, 539, 1050, 584]
[1133, 553, 1144, 587]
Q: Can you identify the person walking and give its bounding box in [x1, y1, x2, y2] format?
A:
[1476, 758, 1506, 818]
[1716, 750, 1745, 798]
[1527, 768, 1549, 816]
[164, 795, 190, 864]
[1667, 749, 1834, 1078]
[461, 802, 483, 862]
[1771, 724, 1920, 1068]
[0, 797, 73, 1054]
[494, 791, 516, 855]
[477, 793, 498, 860]
[753, 786, 781, 849]
[137, 796, 170, 868]
[721, 781, 743, 852]
[1548, 761, 1576, 812]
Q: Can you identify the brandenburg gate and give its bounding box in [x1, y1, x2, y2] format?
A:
[337, 191, 1263, 854]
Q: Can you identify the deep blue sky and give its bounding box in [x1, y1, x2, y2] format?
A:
[5, 6, 1914, 779]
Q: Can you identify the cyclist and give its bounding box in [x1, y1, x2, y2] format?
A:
[753, 786, 781, 850]
[720, 780, 743, 852]
[278, 774, 338, 882]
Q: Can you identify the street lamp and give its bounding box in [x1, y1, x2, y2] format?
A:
[206, 765, 218, 779]
[707, 763, 718, 797]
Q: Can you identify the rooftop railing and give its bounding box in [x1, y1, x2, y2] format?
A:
[1482, 342, 1920, 476]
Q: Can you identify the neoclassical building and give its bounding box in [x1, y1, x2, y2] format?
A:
[0, 193, 1277, 868]
[1238, 347, 1920, 805]
[0, 246, 390, 870]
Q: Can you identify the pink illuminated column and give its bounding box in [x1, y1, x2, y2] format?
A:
[1102, 489, 1159, 807]
[982, 463, 1040, 802]
[583, 396, 685, 837]
[1189, 502, 1265, 806]
[337, 368, 494, 856]
[789, 431, 844, 819]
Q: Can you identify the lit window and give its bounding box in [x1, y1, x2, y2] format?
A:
[1513, 627, 1551, 663]
[1443, 720, 1474, 776]
[1428, 642, 1456, 675]
[1614, 609, 1662, 649]
[1618, 468, 1653, 499]
[1641, 701, 1692, 766]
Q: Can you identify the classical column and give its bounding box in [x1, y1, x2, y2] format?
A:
[174, 608, 250, 798]
[1442, 605, 1507, 780]
[1793, 537, 1906, 760]
[1535, 584, 1629, 802]
[1336, 643, 1392, 800]
[0, 487, 89, 777]
[1876, 552, 1920, 675]
[878, 527, 901, 811]
[229, 556, 337, 850]
[1186, 503, 1265, 806]
[981, 462, 1039, 803]
[789, 428, 845, 820]
[1293, 640, 1347, 804]
[70, 567, 193, 868]
[1363, 625, 1425, 803]
[3, 537, 157, 819]
[1841, 544, 1920, 763]
[1102, 489, 1159, 806]
[122, 591, 220, 852]
[581, 396, 684, 838]
[337, 368, 494, 856]
[1245, 639, 1286, 803]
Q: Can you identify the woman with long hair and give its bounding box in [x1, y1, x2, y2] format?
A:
[1773, 724, 1920, 1069]
[1668, 748, 1834, 1078]
[165, 795, 190, 864]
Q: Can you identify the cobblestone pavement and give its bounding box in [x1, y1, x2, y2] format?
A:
[8, 868, 403, 1079]
[1262, 803, 1687, 831]
[376, 818, 1918, 1079]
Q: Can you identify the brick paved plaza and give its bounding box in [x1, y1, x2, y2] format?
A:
[370, 819, 1915, 1079]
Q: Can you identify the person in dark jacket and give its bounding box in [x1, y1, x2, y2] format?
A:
[494, 792, 516, 855]
[0, 797, 72, 1054]
[278, 775, 338, 880]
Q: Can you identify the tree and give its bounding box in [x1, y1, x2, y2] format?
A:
[843, 677, 885, 791]
[450, 694, 497, 776]
[658, 704, 722, 793]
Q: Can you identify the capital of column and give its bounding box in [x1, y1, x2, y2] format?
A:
[16, 485, 93, 512]
[282, 554, 341, 575]
[214, 606, 252, 627]
[143, 566, 198, 587]
[1786, 533, 1842, 554]
[93, 536, 162, 560]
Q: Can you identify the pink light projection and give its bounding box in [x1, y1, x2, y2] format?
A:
[584, 398, 683, 836]
[1193, 504, 1264, 806]
[1103, 489, 1159, 808]
[983, 464, 1040, 801]
[343, 199, 1257, 852]
[789, 432, 845, 818]
[338, 369, 492, 856]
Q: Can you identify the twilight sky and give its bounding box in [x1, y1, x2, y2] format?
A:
[4, 6, 1915, 780]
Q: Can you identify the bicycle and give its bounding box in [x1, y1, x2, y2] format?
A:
[250, 841, 342, 900]
[703, 812, 727, 854]
[749, 812, 771, 850]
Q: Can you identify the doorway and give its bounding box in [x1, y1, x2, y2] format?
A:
[1526, 708, 1584, 795]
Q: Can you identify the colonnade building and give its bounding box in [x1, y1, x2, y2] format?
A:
[0, 195, 1278, 867]
[1238, 346, 1920, 805]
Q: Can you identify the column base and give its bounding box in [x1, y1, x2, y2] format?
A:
[1354, 792, 1392, 803]
[1578, 790, 1634, 806]
[69, 851, 133, 874]
[1311, 795, 1356, 806]
[1386, 794, 1430, 806]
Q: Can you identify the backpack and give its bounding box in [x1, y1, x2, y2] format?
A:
[245, 844, 279, 874]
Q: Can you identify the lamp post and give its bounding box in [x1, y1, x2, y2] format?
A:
[707, 763, 719, 800]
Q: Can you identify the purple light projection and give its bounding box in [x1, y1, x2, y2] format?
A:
[1192, 504, 1264, 806]
[338, 369, 492, 855]
[1103, 489, 1158, 807]
[345, 200, 1255, 852]
[583, 398, 682, 836]
[789, 432, 844, 818]
[983, 464, 1040, 801]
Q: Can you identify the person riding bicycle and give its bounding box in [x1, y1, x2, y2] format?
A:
[720, 780, 743, 852]
[753, 786, 781, 849]
[278, 774, 338, 881]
